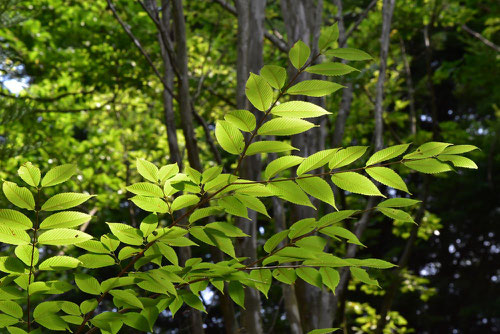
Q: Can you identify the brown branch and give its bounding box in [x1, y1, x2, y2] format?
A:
[341, 0, 377, 44]
[461, 24, 500, 52]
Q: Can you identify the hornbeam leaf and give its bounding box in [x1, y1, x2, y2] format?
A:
[267, 180, 314, 208]
[140, 214, 158, 237]
[2, 182, 35, 210]
[319, 267, 340, 292]
[287, 80, 344, 97]
[403, 158, 453, 174]
[298, 148, 339, 175]
[331, 172, 384, 197]
[366, 167, 410, 193]
[215, 120, 245, 155]
[329, 146, 368, 169]
[350, 267, 379, 287]
[130, 195, 169, 213]
[271, 101, 331, 119]
[41, 164, 77, 187]
[0, 209, 32, 230]
[441, 145, 479, 155]
[18, 162, 41, 187]
[219, 197, 248, 219]
[289, 40, 310, 69]
[378, 207, 415, 223]
[110, 289, 143, 309]
[378, 198, 420, 208]
[264, 156, 304, 180]
[245, 73, 273, 111]
[228, 281, 245, 308]
[288, 218, 316, 239]
[403, 142, 451, 160]
[78, 254, 115, 269]
[319, 23, 339, 51]
[126, 183, 163, 197]
[438, 155, 478, 169]
[325, 48, 373, 60]
[171, 194, 199, 211]
[246, 141, 297, 155]
[0, 257, 25, 274]
[273, 267, 297, 284]
[366, 143, 411, 166]
[136, 159, 159, 183]
[38, 229, 92, 245]
[305, 62, 358, 76]
[296, 177, 336, 208]
[15, 244, 39, 266]
[159, 164, 179, 183]
[234, 194, 270, 218]
[258, 117, 315, 136]
[41, 193, 93, 211]
[0, 227, 30, 245]
[250, 269, 272, 297]
[107, 223, 143, 246]
[264, 230, 289, 253]
[75, 240, 110, 254]
[260, 65, 287, 89]
[39, 211, 92, 229]
[201, 166, 223, 184]
[38, 256, 81, 270]
[307, 328, 340, 334]
[346, 258, 396, 269]
[296, 267, 322, 288]
[321, 226, 365, 246]
[224, 110, 256, 132]
[188, 206, 224, 224]
[317, 210, 358, 228]
[0, 300, 23, 319]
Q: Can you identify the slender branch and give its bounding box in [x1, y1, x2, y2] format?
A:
[0, 89, 95, 102]
[341, 0, 377, 44]
[461, 24, 500, 52]
[27, 188, 41, 332]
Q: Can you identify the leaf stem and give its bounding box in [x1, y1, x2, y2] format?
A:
[27, 188, 41, 333]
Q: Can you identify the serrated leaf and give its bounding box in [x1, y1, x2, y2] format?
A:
[41, 193, 93, 211]
[78, 254, 115, 269]
[321, 226, 365, 246]
[182, 292, 206, 312]
[320, 267, 340, 292]
[2, 182, 35, 210]
[267, 180, 314, 208]
[271, 101, 331, 119]
[404, 142, 451, 159]
[185, 166, 202, 184]
[215, 120, 245, 155]
[331, 172, 383, 196]
[0, 209, 32, 230]
[441, 145, 479, 155]
[289, 40, 310, 69]
[0, 257, 25, 274]
[296, 177, 336, 208]
[272, 267, 297, 284]
[75, 240, 110, 254]
[296, 267, 322, 288]
[287, 80, 344, 97]
[0, 227, 30, 245]
[228, 281, 245, 308]
[206, 221, 248, 237]
[305, 62, 358, 76]
[346, 258, 396, 269]
[350, 267, 379, 286]
[264, 230, 289, 253]
[140, 214, 158, 237]
[17, 162, 40, 187]
[201, 166, 223, 184]
[289, 218, 316, 239]
[6, 326, 28, 334]
[264, 155, 304, 180]
[38, 256, 81, 270]
[246, 141, 297, 155]
[234, 194, 269, 218]
[171, 194, 199, 211]
[188, 206, 223, 224]
[159, 164, 179, 183]
[298, 149, 339, 175]
[246, 73, 273, 111]
[250, 269, 272, 297]
[136, 159, 159, 183]
[258, 117, 315, 136]
[130, 195, 169, 213]
[366, 167, 409, 193]
[41, 164, 76, 187]
[329, 146, 368, 169]
[110, 289, 143, 309]
[366, 143, 411, 166]
[308, 328, 339, 334]
[378, 198, 420, 208]
[15, 244, 38, 266]
[39, 211, 91, 229]
[224, 109, 256, 133]
[317, 210, 358, 228]
[378, 207, 415, 223]
[260, 65, 287, 89]
[107, 223, 143, 246]
[126, 183, 163, 197]
[75, 273, 101, 295]
[295, 235, 327, 251]
[319, 23, 339, 50]
[326, 48, 372, 60]
[35, 313, 69, 331]
[438, 155, 477, 169]
[219, 196, 248, 219]
[403, 158, 453, 174]
[38, 229, 92, 245]
[0, 301, 23, 319]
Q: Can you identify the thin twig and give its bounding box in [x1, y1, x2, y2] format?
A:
[461, 24, 500, 52]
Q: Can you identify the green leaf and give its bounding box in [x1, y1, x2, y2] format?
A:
[331, 172, 383, 196]
[78, 254, 115, 269]
[0, 209, 32, 230]
[2, 182, 35, 210]
[206, 221, 248, 237]
[366, 167, 410, 193]
[307, 328, 340, 334]
[123, 312, 150, 331]
[317, 210, 358, 228]
[0, 227, 30, 245]
[272, 267, 297, 284]
[0, 257, 25, 274]
[0, 301, 23, 319]
[289, 40, 310, 69]
[378, 207, 415, 223]
[15, 244, 38, 266]
[39, 211, 92, 229]
[264, 156, 304, 180]
[75, 240, 110, 254]
[41, 193, 93, 211]
[296, 177, 336, 208]
[107, 223, 143, 246]
[297, 149, 339, 175]
[126, 183, 163, 197]
[403, 158, 453, 174]
[289, 218, 316, 239]
[140, 214, 158, 237]
[185, 166, 202, 184]
[201, 166, 223, 184]
[295, 236, 327, 251]
[438, 155, 477, 169]
[132, 195, 169, 214]
[246, 141, 298, 155]
[35, 314, 69, 331]
[403, 142, 451, 159]
[350, 267, 379, 287]
[234, 194, 270, 218]
[267, 180, 314, 208]
[378, 198, 420, 208]
[366, 143, 411, 166]
[6, 326, 28, 334]
[228, 281, 245, 308]
[182, 292, 206, 312]
[325, 48, 372, 60]
[319, 267, 340, 292]
[80, 299, 98, 314]
[219, 196, 248, 219]
[264, 230, 289, 253]
[271, 101, 331, 119]
[250, 269, 272, 298]
[41, 164, 77, 187]
[215, 120, 245, 155]
[296, 267, 322, 288]
[441, 144, 479, 155]
[346, 258, 396, 269]
[159, 163, 179, 183]
[75, 273, 101, 295]
[38, 256, 81, 270]
[329, 146, 368, 169]
[38, 229, 92, 245]
[260, 65, 287, 89]
[136, 159, 159, 183]
[188, 206, 223, 224]
[319, 23, 339, 50]
[321, 226, 365, 246]
[246, 73, 273, 111]
[224, 110, 256, 133]
[287, 80, 344, 97]
[101, 277, 136, 293]
[171, 194, 199, 211]
[258, 117, 315, 136]
[17, 162, 40, 187]
[305, 62, 358, 76]
[110, 289, 143, 309]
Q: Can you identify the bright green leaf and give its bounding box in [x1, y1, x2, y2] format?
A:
[365, 143, 411, 166]
[38, 256, 81, 270]
[41, 193, 93, 211]
[39, 211, 92, 229]
[289, 40, 310, 69]
[2, 181, 35, 210]
[41, 164, 76, 187]
[246, 141, 297, 155]
[331, 172, 383, 196]
[215, 120, 245, 155]
[305, 62, 358, 76]
[246, 73, 273, 111]
[258, 117, 315, 136]
[260, 65, 287, 89]
[366, 167, 410, 193]
[326, 47, 372, 60]
[287, 80, 344, 97]
[271, 101, 331, 119]
[38, 229, 92, 245]
[0, 209, 32, 230]
[17, 162, 40, 187]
